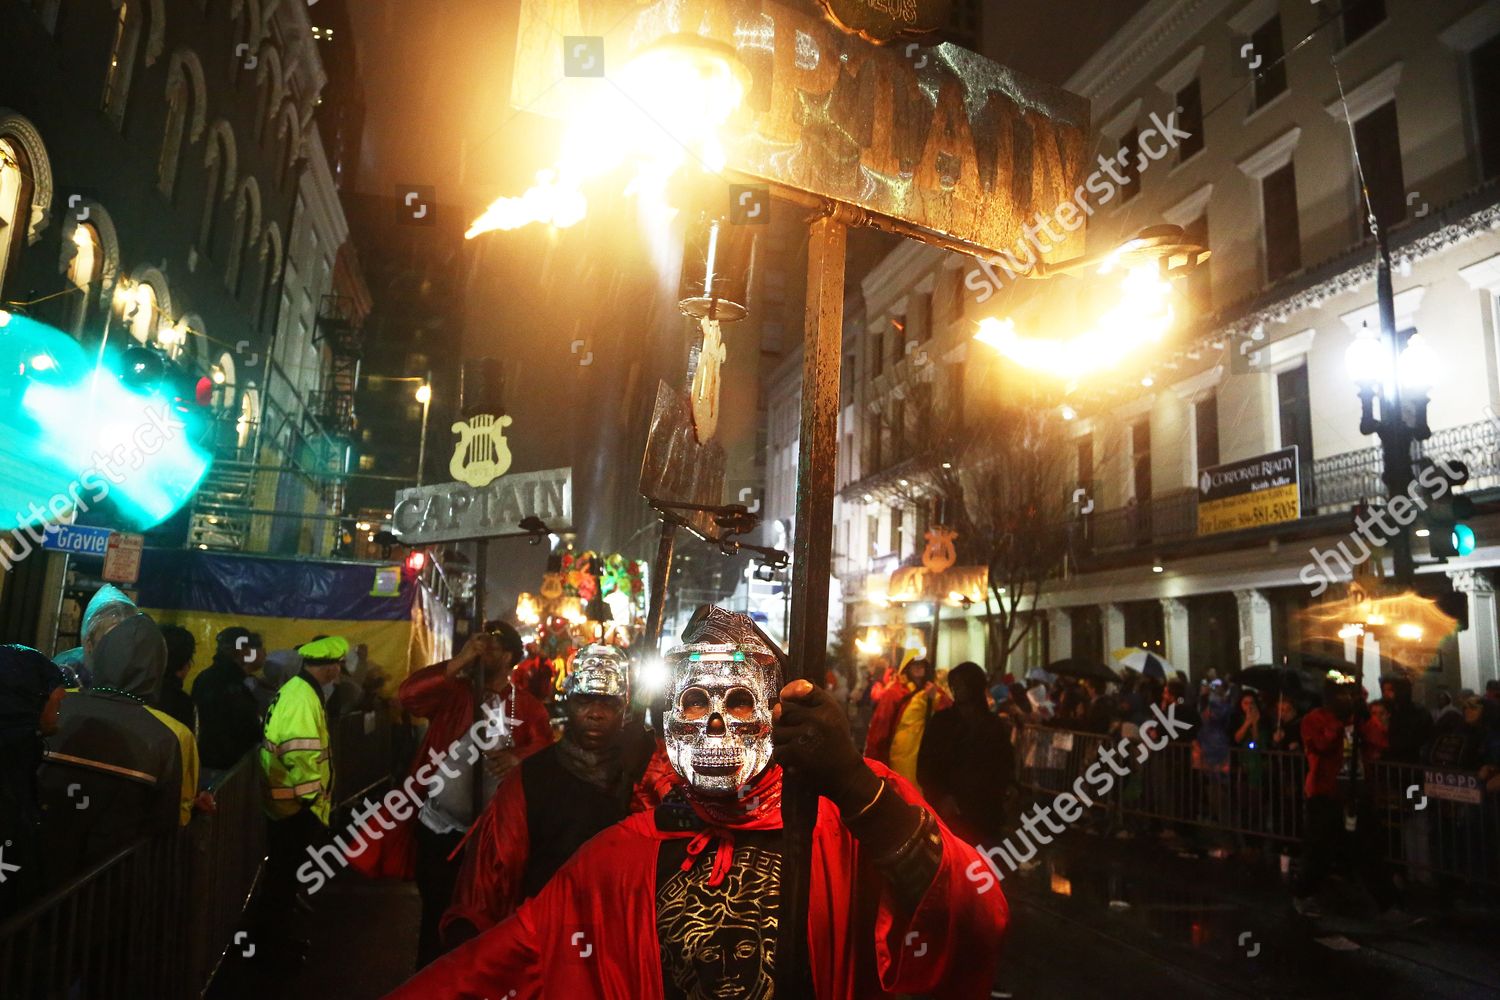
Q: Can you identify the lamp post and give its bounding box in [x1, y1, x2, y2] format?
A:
[1344, 232, 1436, 587]
[415, 374, 433, 486]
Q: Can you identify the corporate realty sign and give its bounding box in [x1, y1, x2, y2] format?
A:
[1197, 448, 1300, 537]
[391, 468, 573, 545]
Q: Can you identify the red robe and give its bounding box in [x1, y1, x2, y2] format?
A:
[442, 741, 677, 940]
[389, 760, 1008, 999]
[347, 662, 553, 879]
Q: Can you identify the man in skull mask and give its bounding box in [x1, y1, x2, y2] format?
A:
[388, 607, 1008, 999]
[440, 644, 656, 952]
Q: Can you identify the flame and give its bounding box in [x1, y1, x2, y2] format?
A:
[973, 263, 1177, 378]
[467, 41, 747, 239]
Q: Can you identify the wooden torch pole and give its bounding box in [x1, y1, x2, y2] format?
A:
[777, 212, 847, 994]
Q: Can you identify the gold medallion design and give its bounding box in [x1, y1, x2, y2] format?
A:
[657, 842, 780, 999]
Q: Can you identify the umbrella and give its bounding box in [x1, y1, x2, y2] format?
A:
[1045, 657, 1118, 682]
[1113, 648, 1171, 680]
[1233, 664, 1330, 702]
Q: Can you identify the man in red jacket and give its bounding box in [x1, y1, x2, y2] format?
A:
[400, 623, 553, 968]
[440, 644, 656, 950]
[1293, 673, 1397, 918]
[387, 607, 1008, 999]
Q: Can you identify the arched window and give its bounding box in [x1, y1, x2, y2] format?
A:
[236, 386, 260, 453]
[64, 222, 103, 336]
[230, 0, 262, 86]
[101, 1, 143, 129]
[212, 350, 237, 413]
[158, 83, 187, 198]
[158, 50, 207, 200]
[253, 47, 282, 144]
[0, 137, 32, 297]
[125, 280, 158, 344]
[259, 223, 282, 329]
[276, 105, 300, 190]
[225, 178, 260, 295]
[199, 122, 237, 255]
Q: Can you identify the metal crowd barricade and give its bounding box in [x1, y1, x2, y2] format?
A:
[0, 755, 265, 999]
[330, 708, 396, 818]
[1015, 724, 1500, 887]
[0, 706, 401, 997]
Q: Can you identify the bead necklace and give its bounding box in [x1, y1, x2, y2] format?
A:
[91, 685, 146, 705]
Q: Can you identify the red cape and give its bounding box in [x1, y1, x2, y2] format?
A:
[389, 760, 1008, 999]
[442, 741, 677, 940]
[347, 662, 553, 880]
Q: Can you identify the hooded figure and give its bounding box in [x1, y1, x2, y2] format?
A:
[49, 584, 137, 690]
[193, 626, 266, 769]
[0, 645, 66, 918]
[39, 612, 196, 884]
[440, 644, 658, 955]
[390, 607, 1008, 1000]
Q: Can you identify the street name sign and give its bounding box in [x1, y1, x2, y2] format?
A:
[391, 468, 573, 545]
[1197, 447, 1301, 537]
[42, 524, 113, 557]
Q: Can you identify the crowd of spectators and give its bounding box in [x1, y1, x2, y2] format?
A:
[0, 585, 389, 924]
[833, 653, 1500, 910]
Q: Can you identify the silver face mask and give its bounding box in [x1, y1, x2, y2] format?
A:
[663, 609, 782, 798]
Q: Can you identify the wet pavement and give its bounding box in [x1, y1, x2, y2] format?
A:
[992, 829, 1500, 999]
[205, 829, 1500, 999]
[207, 873, 421, 1000]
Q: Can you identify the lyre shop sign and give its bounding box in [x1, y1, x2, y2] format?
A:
[512, 0, 1089, 260]
[391, 468, 573, 545]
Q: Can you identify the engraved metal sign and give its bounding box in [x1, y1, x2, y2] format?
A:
[816, 0, 949, 44]
[513, 0, 1090, 262]
[391, 468, 573, 545]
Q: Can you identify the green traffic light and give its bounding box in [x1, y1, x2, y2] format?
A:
[1453, 523, 1476, 557]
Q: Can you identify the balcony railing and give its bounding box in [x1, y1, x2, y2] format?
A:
[1087, 418, 1500, 554]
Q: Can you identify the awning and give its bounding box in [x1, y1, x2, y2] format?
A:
[876, 565, 988, 604]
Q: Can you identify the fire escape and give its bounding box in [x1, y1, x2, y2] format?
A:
[186, 296, 363, 552]
[309, 294, 364, 521]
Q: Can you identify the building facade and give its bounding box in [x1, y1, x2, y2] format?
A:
[767, 0, 1500, 698]
[0, 0, 363, 646]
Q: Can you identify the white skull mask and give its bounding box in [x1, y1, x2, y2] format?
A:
[672, 650, 786, 797]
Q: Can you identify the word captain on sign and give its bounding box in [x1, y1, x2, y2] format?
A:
[392, 468, 573, 544]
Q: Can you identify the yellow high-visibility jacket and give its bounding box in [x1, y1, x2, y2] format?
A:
[259, 674, 332, 825]
[147, 707, 200, 826]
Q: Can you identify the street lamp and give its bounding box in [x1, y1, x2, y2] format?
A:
[1343, 276, 1435, 586]
[415, 375, 433, 486]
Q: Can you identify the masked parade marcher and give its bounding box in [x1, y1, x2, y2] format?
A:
[370, 624, 551, 969]
[440, 644, 657, 953]
[257, 635, 346, 952]
[39, 594, 202, 886]
[389, 607, 1008, 999]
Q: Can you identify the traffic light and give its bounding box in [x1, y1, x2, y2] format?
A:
[1425, 459, 1475, 558]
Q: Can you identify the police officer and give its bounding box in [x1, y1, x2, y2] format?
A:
[258, 636, 346, 951]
